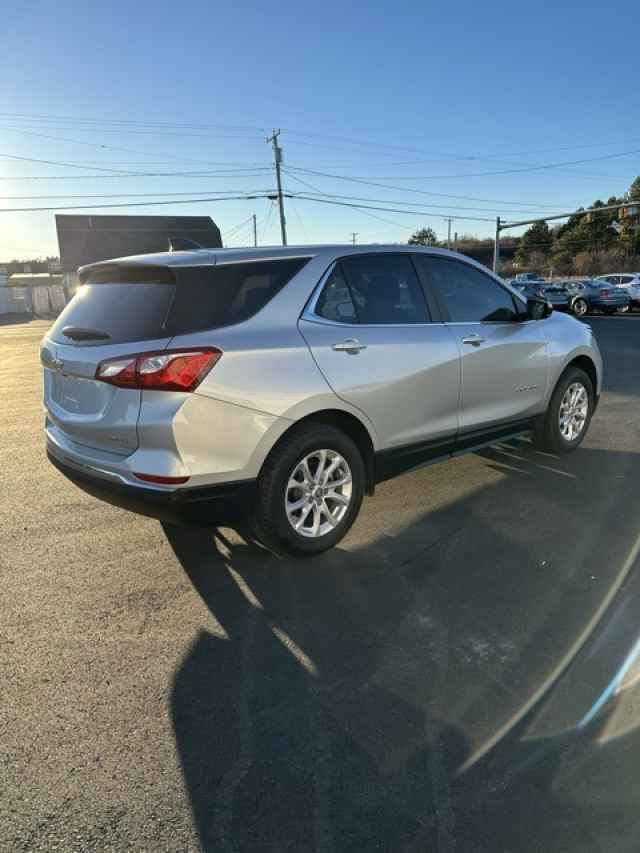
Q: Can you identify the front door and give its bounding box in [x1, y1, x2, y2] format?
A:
[416, 255, 549, 440]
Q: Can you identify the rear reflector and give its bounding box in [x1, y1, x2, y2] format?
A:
[95, 347, 221, 392]
[133, 472, 190, 485]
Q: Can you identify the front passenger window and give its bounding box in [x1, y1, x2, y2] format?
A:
[423, 257, 519, 322]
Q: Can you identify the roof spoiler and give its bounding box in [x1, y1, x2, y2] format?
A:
[168, 236, 204, 252]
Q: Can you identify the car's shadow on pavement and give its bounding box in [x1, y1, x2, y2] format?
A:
[164, 439, 640, 853]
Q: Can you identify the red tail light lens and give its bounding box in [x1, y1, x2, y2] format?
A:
[95, 348, 221, 392]
[601, 289, 610, 297]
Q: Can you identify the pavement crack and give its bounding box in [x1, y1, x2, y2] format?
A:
[399, 526, 465, 569]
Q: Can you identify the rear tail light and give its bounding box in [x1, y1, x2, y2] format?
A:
[95, 348, 221, 391]
[601, 289, 610, 297]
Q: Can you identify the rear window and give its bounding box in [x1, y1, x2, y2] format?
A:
[50, 282, 175, 345]
[50, 258, 309, 345]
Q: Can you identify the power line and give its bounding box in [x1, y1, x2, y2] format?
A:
[289, 146, 640, 182]
[0, 193, 272, 213]
[260, 201, 276, 243]
[287, 193, 495, 223]
[0, 189, 273, 200]
[0, 125, 269, 168]
[4, 111, 638, 173]
[285, 169, 417, 231]
[288, 189, 576, 218]
[224, 215, 256, 240]
[0, 168, 273, 182]
[283, 166, 596, 209]
[0, 111, 267, 133]
[288, 196, 310, 241]
[0, 151, 271, 176]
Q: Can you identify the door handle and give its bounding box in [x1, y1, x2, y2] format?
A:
[461, 333, 485, 347]
[332, 338, 367, 354]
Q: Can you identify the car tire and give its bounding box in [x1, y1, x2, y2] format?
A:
[533, 367, 594, 455]
[572, 298, 588, 317]
[251, 423, 365, 556]
[616, 304, 630, 314]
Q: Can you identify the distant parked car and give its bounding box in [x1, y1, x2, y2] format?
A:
[566, 279, 632, 317]
[511, 280, 570, 312]
[594, 273, 640, 310]
[515, 272, 546, 283]
[595, 273, 640, 289]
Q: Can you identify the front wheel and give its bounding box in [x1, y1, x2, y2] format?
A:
[251, 423, 365, 555]
[533, 367, 594, 454]
[617, 304, 630, 314]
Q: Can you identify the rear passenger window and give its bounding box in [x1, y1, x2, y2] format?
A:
[168, 258, 310, 334]
[340, 254, 429, 324]
[316, 263, 358, 323]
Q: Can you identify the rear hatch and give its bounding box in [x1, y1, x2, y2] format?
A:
[42, 255, 312, 457]
[43, 264, 176, 456]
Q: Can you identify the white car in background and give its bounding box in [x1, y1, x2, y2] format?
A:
[595, 274, 640, 311]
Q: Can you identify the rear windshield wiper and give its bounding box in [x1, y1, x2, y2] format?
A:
[61, 326, 111, 341]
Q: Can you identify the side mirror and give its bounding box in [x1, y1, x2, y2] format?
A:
[527, 297, 552, 320]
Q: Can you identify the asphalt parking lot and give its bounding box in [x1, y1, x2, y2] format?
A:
[3, 315, 640, 853]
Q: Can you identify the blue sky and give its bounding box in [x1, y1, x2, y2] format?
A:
[1, 0, 638, 258]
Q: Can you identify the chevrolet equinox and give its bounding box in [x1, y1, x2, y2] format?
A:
[42, 245, 602, 555]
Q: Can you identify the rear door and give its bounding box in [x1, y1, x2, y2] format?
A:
[298, 253, 461, 452]
[416, 255, 549, 439]
[42, 269, 176, 455]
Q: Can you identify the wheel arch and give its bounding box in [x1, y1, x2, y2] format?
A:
[545, 352, 600, 412]
[258, 408, 377, 495]
[566, 354, 598, 397]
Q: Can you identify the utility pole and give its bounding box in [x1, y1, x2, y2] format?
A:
[453, 231, 458, 252]
[445, 218, 453, 250]
[252, 214, 258, 247]
[350, 232, 358, 245]
[493, 216, 501, 273]
[266, 129, 287, 245]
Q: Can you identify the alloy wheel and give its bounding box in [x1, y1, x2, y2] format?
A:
[285, 449, 353, 538]
[559, 382, 588, 441]
[573, 298, 587, 317]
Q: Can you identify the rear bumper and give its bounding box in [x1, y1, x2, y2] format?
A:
[591, 298, 630, 309]
[47, 448, 256, 526]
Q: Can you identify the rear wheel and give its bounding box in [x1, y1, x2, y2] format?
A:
[616, 304, 630, 314]
[572, 297, 588, 317]
[533, 367, 594, 454]
[251, 423, 365, 555]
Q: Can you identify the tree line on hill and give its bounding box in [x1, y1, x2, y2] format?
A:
[409, 176, 640, 277]
[0, 257, 60, 275]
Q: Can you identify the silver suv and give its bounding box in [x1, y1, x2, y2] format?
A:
[42, 245, 602, 555]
